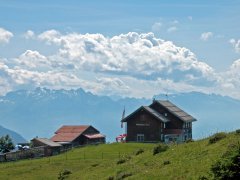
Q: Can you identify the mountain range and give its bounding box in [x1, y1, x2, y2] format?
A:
[0, 88, 239, 142]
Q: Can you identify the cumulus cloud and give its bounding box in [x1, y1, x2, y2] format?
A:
[151, 22, 162, 32]
[0, 27, 13, 44]
[15, 50, 49, 70]
[96, 77, 130, 96]
[23, 30, 35, 39]
[0, 29, 240, 99]
[171, 20, 179, 25]
[200, 32, 213, 41]
[167, 26, 177, 33]
[229, 38, 240, 53]
[0, 59, 90, 93]
[38, 29, 62, 45]
[188, 16, 193, 21]
[35, 31, 215, 85]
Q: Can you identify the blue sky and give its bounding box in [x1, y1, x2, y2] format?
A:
[0, 0, 240, 99]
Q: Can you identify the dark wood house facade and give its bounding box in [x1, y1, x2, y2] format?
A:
[121, 100, 196, 143]
[51, 125, 105, 147]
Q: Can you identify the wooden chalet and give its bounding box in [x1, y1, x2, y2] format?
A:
[121, 100, 197, 143]
[31, 138, 62, 156]
[51, 125, 105, 147]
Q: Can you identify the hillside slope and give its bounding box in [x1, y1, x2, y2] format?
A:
[0, 125, 26, 144]
[0, 132, 239, 179]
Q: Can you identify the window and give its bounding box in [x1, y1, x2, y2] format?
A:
[137, 134, 144, 142]
[161, 134, 164, 141]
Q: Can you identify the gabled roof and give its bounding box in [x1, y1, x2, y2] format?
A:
[51, 125, 91, 142]
[121, 106, 169, 123]
[55, 125, 90, 133]
[32, 138, 62, 147]
[154, 100, 196, 122]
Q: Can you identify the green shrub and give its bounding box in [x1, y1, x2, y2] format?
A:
[153, 144, 168, 155]
[163, 160, 170, 165]
[116, 159, 126, 165]
[198, 175, 209, 180]
[186, 139, 194, 143]
[135, 148, 144, 155]
[91, 163, 99, 167]
[58, 169, 72, 180]
[208, 132, 227, 144]
[236, 129, 240, 134]
[116, 172, 133, 180]
[107, 176, 114, 180]
[116, 155, 131, 165]
[211, 144, 240, 179]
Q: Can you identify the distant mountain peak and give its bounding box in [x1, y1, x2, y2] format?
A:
[0, 125, 27, 144]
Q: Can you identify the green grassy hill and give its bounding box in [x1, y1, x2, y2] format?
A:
[0, 132, 239, 180]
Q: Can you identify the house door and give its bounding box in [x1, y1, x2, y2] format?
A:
[137, 134, 144, 142]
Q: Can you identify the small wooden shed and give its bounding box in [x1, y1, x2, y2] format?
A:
[51, 125, 106, 147]
[31, 138, 62, 156]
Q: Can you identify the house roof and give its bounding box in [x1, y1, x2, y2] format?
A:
[55, 125, 90, 133]
[121, 106, 169, 123]
[143, 106, 169, 123]
[51, 125, 90, 142]
[32, 138, 62, 147]
[155, 100, 197, 122]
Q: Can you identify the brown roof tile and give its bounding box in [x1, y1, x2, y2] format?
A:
[55, 125, 90, 133]
[157, 100, 196, 122]
[51, 125, 90, 142]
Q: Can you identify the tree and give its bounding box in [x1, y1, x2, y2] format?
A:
[0, 135, 15, 153]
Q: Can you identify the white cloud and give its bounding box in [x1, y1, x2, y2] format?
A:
[1, 30, 240, 99]
[200, 32, 213, 41]
[38, 29, 62, 45]
[229, 38, 240, 53]
[96, 77, 130, 96]
[14, 50, 50, 70]
[171, 20, 179, 25]
[35, 31, 215, 85]
[23, 30, 35, 39]
[167, 26, 177, 33]
[151, 22, 162, 32]
[0, 27, 13, 44]
[188, 16, 193, 21]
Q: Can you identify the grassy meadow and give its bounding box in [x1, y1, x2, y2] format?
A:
[0, 132, 239, 179]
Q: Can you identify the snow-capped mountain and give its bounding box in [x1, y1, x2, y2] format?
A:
[0, 88, 239, 142]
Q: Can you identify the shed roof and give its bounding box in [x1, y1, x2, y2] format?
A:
[51, 125, 90, 142]
[55, 125, 90, 133]
[155, 100, 197, 122]
[32, 138, 62, 147]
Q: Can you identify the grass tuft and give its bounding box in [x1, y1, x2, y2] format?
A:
[208, 132, 227, 144]
[153, 143, 168, 155]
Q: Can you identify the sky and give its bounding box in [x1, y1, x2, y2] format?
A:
[0, 0, 240, 99]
